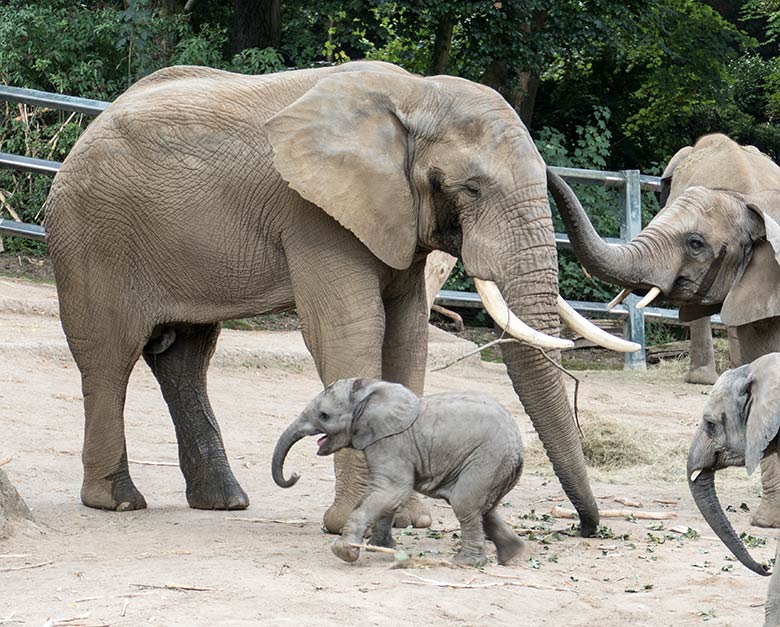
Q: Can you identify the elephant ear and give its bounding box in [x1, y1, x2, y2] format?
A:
[721, 206, 780, 327]
[745, 355, 780, 475]
[265, 71, 423, 270]
[659, 145, 693, 208]
[349, 379, 420, 450]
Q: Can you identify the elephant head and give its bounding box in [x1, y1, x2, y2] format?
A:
[548, 168, 780, 326]
[264, 64, 642, 535]
[272, 378, 419, 488]
[687, 353, 780, 576]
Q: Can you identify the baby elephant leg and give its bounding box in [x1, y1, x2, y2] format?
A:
[451, 507, 487, 567]
[369, 512, 395, 548]
[484, 508, 526, 565]
[332, 483, 412, 563]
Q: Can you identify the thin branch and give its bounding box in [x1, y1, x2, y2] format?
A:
[550, 505, 676, 520]
[532, 345, 582, 437]
[225, 517, 307, 524]
[401, 572, 571, 592]
[0, 457, 11, 467]
[128, 459, 178, 467]
[0, 560, 53, 573]
[130, 583, 217, 592]
[430, 338, 517, 372]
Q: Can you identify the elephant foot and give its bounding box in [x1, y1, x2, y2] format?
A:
[686, 366, 718, 386]
[495, 537, 527, 566]
[393, 493, 432, 528]
[452, 549, 487, 568]
[331, 538, 360, 563]
[185, 471, 249, 510]
[81, 472, 147, 512]
[368, 529, 395, 549]
[751, 501, 780, 529]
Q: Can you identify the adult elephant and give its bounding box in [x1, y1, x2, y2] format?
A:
[654, 135, 780, 384]
[548, 136, 780, 528]
[45, 61, 634, 535]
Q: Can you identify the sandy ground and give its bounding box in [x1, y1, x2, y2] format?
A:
[0, 277, 774, 627]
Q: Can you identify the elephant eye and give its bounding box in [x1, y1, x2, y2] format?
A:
[686, 234, 705, 254]
[462, 181, 481, 198]
[319, 412, 329, 421]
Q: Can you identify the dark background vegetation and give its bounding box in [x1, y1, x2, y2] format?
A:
[1, 0, 779, 337]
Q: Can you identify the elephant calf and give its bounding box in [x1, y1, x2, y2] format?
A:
[687, 353, 780, 625]
[272, 378, 526, 567]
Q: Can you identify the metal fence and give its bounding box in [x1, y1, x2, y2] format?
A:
[0, 84, 713, 370]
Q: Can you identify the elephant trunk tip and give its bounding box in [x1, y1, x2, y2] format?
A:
[274, 471, 300, 489]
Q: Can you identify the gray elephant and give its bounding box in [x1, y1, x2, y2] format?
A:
[272, 378, 526, 567]
[44, 61, 636, 533]
[686, 353, 780, 625]
[548, 145, 780, 528]
[655, 135, 780, 384]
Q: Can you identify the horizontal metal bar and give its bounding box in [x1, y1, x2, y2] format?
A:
[0, 152, 61, 175]
[0, 85, 108, 115]
[555, 232, 622, 249]
[435, 290, 722, 327]
[0, 219, 46, 241]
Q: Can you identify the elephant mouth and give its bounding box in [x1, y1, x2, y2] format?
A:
[316, 434, 329, 456]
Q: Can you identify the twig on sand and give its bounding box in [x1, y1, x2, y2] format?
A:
[652, 498, 679, 505]
[0, 457, 11, 467]
[347, 543, 467, 569]
[131, 583, 217, 592]
[613, 497, 642, 508]
[550, 505, 676, 520]
[128, 459, 178, 467]
[0, 612, 21, 625]
[0, 560, 53, 573]
[42, 612, 108, 627]
[0, 554, 31, 559]
[225, 517, 307, 524]
[401, 572, 571, 592]
[121, 598, 130, 617]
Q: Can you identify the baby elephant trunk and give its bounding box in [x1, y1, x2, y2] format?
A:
[272, 419, 310, 488]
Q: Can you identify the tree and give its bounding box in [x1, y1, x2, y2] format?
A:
[229, 0, 281, 56]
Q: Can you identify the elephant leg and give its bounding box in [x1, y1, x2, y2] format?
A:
[381, 260, 432, 529]
[727, 326, 742, 367]
[686, 318, 718, 385]
[752, 454, 780, 529]
[764, 542, 780, 627]
[368, 512, 395, 548]
[143, 323, 248, 510]
[332, 481, 412, 563]
[451, 508, 487, 567]
[70, 332, 146, 511]
[484, 508, 526, 565]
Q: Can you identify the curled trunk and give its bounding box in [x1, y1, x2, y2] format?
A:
[546, 168, 655, 289]
[272, 421, 306, 488]
[689, 468, 769, 576]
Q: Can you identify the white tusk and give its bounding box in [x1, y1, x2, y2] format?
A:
[689, 468, 703, 483]
[557, 297, 641, 353]
[607, 288, 632, 310]
[635, 286, 662, 310]
[473, 279, 574, 351]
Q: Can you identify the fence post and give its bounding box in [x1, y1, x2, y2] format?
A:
[620, 169, 646, 370]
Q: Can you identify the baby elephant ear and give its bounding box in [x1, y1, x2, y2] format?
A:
[745, 355, 780, 475]
[350, 380, 421, 450]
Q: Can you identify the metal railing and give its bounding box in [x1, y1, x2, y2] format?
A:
[0, 84, 713, 370]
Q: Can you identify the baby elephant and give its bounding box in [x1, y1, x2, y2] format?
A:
[687, 353, 780, 626]
[272, 378, 526, 567]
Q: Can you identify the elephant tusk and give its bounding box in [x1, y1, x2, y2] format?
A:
[474, 279, 574, 351]
[689, 468, 703, 483]
[557, 297, 641, 353]
[635, 286, 662, 310]
[607, 288, 632, 310]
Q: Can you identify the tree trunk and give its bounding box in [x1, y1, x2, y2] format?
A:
[229, 0, 281, 56]
[429, 13, 454, 75]
[0, 467, 32, 540]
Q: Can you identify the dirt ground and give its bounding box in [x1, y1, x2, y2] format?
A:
[0, 277, 774, 627]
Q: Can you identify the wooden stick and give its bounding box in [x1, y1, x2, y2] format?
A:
[401, 572, 570, 593]
[652, 498, 679, 505]
[0, 560, 53, 573]
[0, 457, 11, 467]
[550, 505, 676, 520]
[348, 543, 398, 555]
[0, 554, 30, 559]
[430, 338, 517, 372]
[613, 497, 642, 508]
[131, 583, 216, 592]
[225, 517, 307, 524]
[128, 459, 178, 467]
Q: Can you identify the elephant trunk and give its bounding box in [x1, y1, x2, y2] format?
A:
[546, 168, 659, 289]
[494, 199, 599, 536]
[688, 468, 769, 576]
[272, 419, 309, 488]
